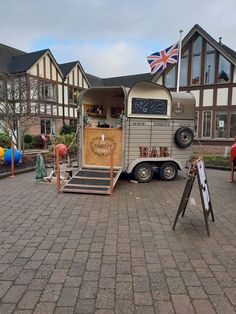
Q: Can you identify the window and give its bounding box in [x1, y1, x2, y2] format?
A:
[46, 105, 51, 115]
[194, 111, 199, 137]
[40, 104, 45, 114]
[165, 66, 176, 88]
[202, 111, 212, 137]
[31, 103, 38, 114]
[218, 55, 230, 83]
[68, 87, 78, 104]
[230, 111, 236, 138]
[180, 49, 188, 87]
[41, 119, 56, 135]
[214, 112, 227, 138]
[191, 37, 202, 85]
[52, 105, 57, 115]
[204, 43, 215, 84]
[41, 82, 56, 101]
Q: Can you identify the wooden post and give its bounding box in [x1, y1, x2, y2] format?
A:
[10, 142, 15, 178]
[231, 161, 234, 182]
[56, 147, 60, 193]
[109, 147, 114, 195]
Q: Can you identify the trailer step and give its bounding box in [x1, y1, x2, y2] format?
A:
[62, 166, 122, 194]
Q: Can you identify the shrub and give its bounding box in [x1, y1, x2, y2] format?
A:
[203, 155, 230, 167]
[0, 133, 11, 148]
[24, 134, 33, 145]
[60, 124, 76, 135]
[49, 133, 77, 155]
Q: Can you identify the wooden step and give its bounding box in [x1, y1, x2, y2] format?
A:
[62, 166, 122, 195]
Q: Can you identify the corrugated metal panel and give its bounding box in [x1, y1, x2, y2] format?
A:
[124, 118, 193, 168]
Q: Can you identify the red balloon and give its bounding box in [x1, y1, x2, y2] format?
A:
[55, 143, 68, 156]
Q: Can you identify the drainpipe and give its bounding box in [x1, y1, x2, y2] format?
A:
[62, 78, 66, 125]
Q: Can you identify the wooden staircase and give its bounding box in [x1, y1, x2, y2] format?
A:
[62, 166, 122, 194]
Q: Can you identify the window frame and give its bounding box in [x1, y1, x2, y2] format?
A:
[202, 110, 212, 138]
[214, 111, 228, 139]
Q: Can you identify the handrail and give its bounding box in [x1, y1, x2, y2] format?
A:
[56, 147, 60, 193]
[109, 147, 114, 195]
[10, 142, 15, 178]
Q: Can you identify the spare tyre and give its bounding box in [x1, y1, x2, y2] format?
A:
[174, 127, 194, 148]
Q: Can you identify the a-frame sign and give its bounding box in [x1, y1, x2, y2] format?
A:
[172, 158, 214, 236]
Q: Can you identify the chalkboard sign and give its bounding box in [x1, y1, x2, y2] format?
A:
[172, 159, 214, 237]
[131, 97, 168, 115]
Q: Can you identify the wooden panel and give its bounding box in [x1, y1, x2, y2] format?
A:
[83, 128, 122, 167]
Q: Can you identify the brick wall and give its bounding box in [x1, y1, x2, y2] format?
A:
[193, 143, 231, 156]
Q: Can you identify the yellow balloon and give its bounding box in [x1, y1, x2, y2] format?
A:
[0, 147, 4, 158]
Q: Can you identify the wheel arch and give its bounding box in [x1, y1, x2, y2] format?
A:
[126, 158, 182, 174]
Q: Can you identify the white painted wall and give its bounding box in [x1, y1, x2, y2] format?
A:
[52, 64, 57, 81]
[58, 85, 63, 104]
[83, 79, 88, 89]
[232, 87, 236, 105]
[28, 64, 37, 76]
[79, 70, 83, 88]
[38, 58, 44, 77]
[58, 106, 63, 116]
[190, 90, 200, 107]
[45, 54, 50, 79]
[69, 108, 74, 117]
[217, 88, 228, 106]
[64, 87, 68, 105]
[203, 89, 213, 106]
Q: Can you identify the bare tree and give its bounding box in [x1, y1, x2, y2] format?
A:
[0, 72, 39, 149]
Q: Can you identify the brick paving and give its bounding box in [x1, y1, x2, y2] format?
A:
[0, 169, 236, 313]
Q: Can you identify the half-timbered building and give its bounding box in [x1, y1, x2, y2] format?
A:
[0, 43, 89, 141]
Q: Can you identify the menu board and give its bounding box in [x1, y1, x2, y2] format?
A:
[131, 97, 168, 115]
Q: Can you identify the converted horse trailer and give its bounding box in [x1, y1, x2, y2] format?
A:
[62, 81, 195, 194]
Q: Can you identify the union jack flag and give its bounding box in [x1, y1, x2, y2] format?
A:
[147, 42, 179, 74]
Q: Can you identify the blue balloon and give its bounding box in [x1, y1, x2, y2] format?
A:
[4, 148, 22, 165]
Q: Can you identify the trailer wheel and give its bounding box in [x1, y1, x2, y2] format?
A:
[159, 162, 178, 181]
[174, 127, 194, 148]
[134, 163, 154, 183]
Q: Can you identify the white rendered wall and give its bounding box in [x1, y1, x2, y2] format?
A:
[217, 88, 228, 106]
[232, 87, 236, 105]
[45, 55, 50, 79]
[190, 90, 200, 107]
[203, 89, 213, 107]
[58, 85, 63, 104]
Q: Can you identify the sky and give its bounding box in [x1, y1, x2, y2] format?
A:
[0, 0, 236, 78]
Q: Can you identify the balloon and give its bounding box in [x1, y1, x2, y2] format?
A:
[3, 148, 22, 165]
[55, 143, 68, 157]
[0, 147, 4, 158]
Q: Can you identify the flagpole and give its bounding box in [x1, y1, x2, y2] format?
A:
[176, 29, 183, 93]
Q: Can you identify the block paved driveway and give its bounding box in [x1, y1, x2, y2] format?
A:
[0, 169, 236, 314]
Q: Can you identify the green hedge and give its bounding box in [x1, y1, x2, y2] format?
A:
[203, 156, 230, 167]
